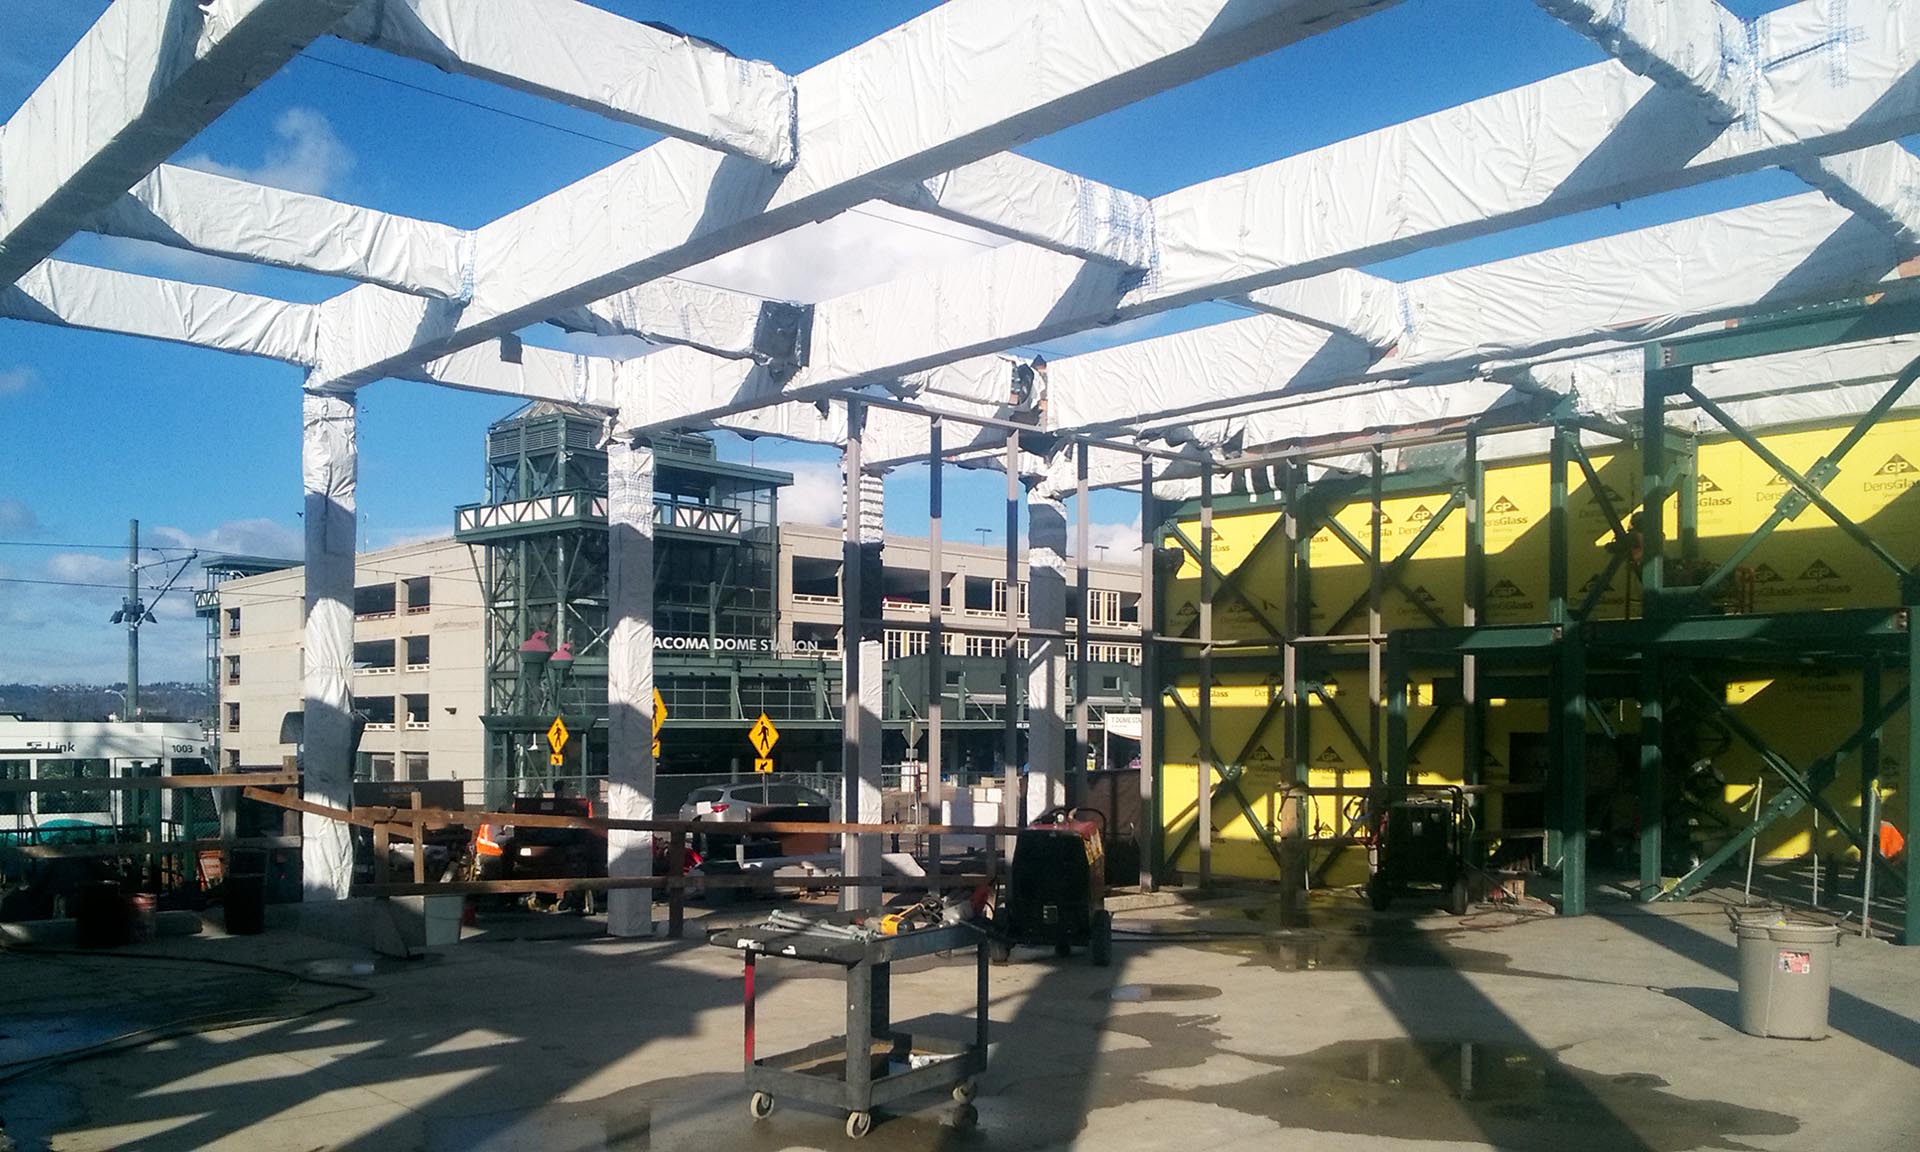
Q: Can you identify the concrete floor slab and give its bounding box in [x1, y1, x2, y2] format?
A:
[1, 891, 1915, 1151]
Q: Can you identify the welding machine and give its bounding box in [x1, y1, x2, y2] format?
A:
[992, 806, 1113, 965]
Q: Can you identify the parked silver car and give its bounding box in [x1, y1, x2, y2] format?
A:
[678, 781, 830, 823]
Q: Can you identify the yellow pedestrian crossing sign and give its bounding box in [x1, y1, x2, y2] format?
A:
[748, 713, 779, 758]
[546, 717, 569, 753]
[652, 687, 667, 736]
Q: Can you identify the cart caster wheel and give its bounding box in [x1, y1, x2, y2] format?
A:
[748, 1092, 774, 1120]
[1090, 910, 1113, 968]
[1448, 876, 1470, 917]
[989, 940, 1011, 966]
[952, 1080, 977, 1103]
[949, 1104, 978, 1133]
[846, 1111, 873, 1139]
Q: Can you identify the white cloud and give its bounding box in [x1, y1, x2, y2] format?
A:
[765, 457, 845, 527]
[0, 498, 37, 536]
[46, 551, 121, 584]
[148, 518, 302, 559]
[179, 107, 354, 196]
[679, 200, 1007, 303]
[0, 366, 34, 395]
[1077, 515, 1142, 564]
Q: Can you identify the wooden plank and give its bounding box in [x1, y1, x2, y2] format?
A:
[0, 772, 298, 795]
[353, 873, 995, 899]
[0, 835, 298, 861]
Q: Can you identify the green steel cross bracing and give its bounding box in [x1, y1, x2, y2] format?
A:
[1672, 365, 1920, 606]
[1662, 675, 1911, 901]
[1327, 488, 1465, 633]
[1319, 513, 1448, 629]
[1160, 684, 1291, 874]
[1159, 522, 1282, 637]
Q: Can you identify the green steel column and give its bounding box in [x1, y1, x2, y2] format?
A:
[1906, 586, 1920, 946]
[1283, 463, 1302, 783]
[1549, 427, 1569, 627]
[1637, 659, 1663, 901]
[1464, 435, 1486, 792]
[1139, 458, 1162, 890]
[1859, 658, 1882, 912]
[1677, 434, 1700, 570]
[1558, 626, 1588, 917]
[1293, 468, 1314, 787]
[1198, 465, 1215, 887]
[1368, 450, 1384, 777]
[1385, 634, 1408, 791]
[1638, 366, 1680, 904]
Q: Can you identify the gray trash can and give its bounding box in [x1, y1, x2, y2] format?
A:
[1733, 915, 1841, 1040]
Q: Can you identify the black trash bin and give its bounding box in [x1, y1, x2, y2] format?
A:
[74, 880, 129, 949]
[224, 849, 268, 936]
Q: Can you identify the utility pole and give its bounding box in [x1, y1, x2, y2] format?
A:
[125, 519, 140, 718]
[111, 517, 198, 722]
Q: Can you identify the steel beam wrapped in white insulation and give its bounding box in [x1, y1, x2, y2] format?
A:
[550, 277, 768, 361]
[411, 339, 617, 407]
[1535, 0, 1749, 121]
[308, 0, 1396, 389]
[0, 260, 319, 364]
[91, 164, 473, 299]
[1126, 0, 1920, 322]
[583, 0, 1920, 435]
[1045, 193, 1914, 436]
[605, 432, 657, 938]
[0, 0, 358, 284]
[334, 0, 796, 167]
[882, 153, 1156, 269]
[1244, 269, 1404, 351]
[1794, 144, 1920, 248]
[301, 388, 358, 901]
[1026, 491, 1068, 821]
[839, 420, 885, 912]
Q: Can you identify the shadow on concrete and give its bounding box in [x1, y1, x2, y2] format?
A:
[1603, 904, 1920, 1070]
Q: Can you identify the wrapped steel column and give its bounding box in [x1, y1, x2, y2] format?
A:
[840, 401, 886, 911]
[606, 433, 657, 937]
[1026, 486, 1068, 821]
[300, 388, 357, 900]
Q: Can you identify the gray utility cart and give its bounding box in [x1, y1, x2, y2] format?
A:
[710, 910, 989, 1139]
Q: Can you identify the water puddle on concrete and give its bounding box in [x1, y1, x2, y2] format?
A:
[1106, 983, 1221, 1003]
[1184, 1038, 1797, 1152]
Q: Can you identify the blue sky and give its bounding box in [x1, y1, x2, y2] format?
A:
[0, 0, 1806, 682]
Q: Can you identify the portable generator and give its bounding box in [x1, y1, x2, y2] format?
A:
[993, 806, 1113, 965]
[1365, 784, 1470, 916]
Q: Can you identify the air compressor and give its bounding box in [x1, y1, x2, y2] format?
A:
[992, 806, 1113, 965]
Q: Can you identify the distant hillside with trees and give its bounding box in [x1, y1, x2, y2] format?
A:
[0, 682, 212, 724]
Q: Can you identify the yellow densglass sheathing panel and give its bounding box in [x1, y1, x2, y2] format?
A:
[1159, 413, 1920, 883]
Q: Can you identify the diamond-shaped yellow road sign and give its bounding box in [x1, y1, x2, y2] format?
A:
[748, 713, 779, 758]
[652, 687, 667, 737]
[546, 716, 569, 753]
